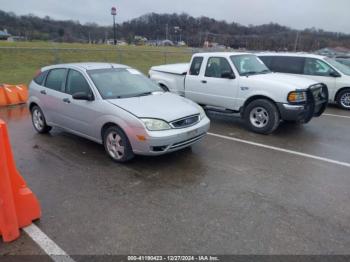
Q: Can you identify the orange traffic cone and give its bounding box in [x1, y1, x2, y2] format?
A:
[0, 84, 29, 106]
[0, 119, 41, 242]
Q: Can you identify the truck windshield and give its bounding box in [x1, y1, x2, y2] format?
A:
[88, 68, 162, 99]
[324, 58, 350, 76]
[230, 55, 270, 76]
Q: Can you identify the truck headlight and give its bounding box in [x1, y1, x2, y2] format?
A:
[141, 118, 171, 131]
[288, 91, 307, 103]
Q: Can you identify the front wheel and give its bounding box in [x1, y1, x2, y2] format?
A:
[103, 126, 134, 163]
[31, 105, 52, 134]
[337, 89, 350, 110]
[243, 99, 280, 134]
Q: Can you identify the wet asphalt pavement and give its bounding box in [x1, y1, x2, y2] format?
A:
[0, 104, 350, 256]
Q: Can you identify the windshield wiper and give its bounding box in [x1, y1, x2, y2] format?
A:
[134, 92, 153, 97]
[242, 70, 271, 76]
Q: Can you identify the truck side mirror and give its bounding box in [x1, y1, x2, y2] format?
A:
[221, 71, 235, 79]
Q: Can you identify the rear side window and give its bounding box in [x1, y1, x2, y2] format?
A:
[205, 57, 233, 78]
[65, 69, 92, 95]
[33, 70, 48, 86]
[264, 56, 305, 74]
[45, 69, 67, 92]
[189, 57, 203, 75]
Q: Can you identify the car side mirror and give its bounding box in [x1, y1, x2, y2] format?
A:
[330, 71, 341, 77]
[221, 71, 235, 79]
[72, 92, 94, 101]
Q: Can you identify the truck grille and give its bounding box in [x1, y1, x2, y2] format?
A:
[170, 115, 200, 128]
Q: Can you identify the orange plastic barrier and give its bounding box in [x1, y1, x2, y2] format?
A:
[0, 84, 29, 107]
[0, 119, 41, 242]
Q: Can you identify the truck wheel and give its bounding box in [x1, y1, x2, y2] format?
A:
[337, 89, 350, 110]
[243, 99, 280, 134]
[31, 105, 52, 134]
[103, 126, 135, 163]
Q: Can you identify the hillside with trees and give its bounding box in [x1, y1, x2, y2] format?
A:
[1, 9, 350, 51]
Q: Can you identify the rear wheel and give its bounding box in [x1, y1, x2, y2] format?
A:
[337, 89, 350, 110]
[103, 126, 134, 163]
[243, 99, 280, 134]
[31, 105, 52, 134]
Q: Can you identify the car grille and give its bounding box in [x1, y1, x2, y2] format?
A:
[169, 133, 206, 149]
[170, 114, 200, 129]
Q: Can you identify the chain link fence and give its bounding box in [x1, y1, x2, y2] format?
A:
[0, 47, 195, 84]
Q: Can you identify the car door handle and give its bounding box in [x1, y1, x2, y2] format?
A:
[62, 98, 71, 104]
[201, 80, 207, 84]
[40, 90, 46, 95]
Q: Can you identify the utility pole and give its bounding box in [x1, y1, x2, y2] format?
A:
[165, 24, 169, 40]
[294, 31, 300, 52]
[111, 7, 117, 45]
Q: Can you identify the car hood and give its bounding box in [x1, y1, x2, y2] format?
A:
[241, 72, 318, 90]
[107, 92, 199, 122]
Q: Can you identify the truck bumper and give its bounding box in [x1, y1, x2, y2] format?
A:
[278, 84, 329, 123]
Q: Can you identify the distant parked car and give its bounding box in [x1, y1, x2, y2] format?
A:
[149, 52, 328, 134]
[258, 53, 350, 110]
[29, 63, 210, 162]
[335, 56, 350, 68]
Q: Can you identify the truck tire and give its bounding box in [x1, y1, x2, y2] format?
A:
[243, 99, 280, 134]
[336, 89, 350, 110]
[103, 126, 135, 163]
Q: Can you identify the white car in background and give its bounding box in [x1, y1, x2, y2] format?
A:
[258, 53, 350, 109]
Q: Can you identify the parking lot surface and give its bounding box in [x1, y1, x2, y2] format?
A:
[0, 104, 350, 257]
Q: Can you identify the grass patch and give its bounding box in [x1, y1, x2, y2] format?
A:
[0, 41, 193, 84]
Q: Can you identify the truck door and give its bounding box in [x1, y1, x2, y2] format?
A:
[185, 56, 238, 110]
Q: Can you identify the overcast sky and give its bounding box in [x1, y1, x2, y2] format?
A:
[1, 0, 349, 33]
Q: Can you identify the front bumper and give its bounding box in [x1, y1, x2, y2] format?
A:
[130, 116, 210, 156]
[278, 84, 328, 123]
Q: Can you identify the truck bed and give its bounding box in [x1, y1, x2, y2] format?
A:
[150, 63, 189, 75]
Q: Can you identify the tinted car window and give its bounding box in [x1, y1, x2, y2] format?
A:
[205, 57, 233, 78]
[45, 69, 66, 92]
[263, 56, 305, 74]
[189, 57, 204, 75]
[66, 69, 92, 95]
[33, 70, 48, 85]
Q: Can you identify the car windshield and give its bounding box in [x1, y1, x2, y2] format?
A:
[87, 68, 163, 99]
[325, 58, 350, 76]
[230, 55, 270, 76]
[335, 58, 350, 69]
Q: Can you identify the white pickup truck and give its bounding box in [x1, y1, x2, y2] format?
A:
[149, 52, 328, 134]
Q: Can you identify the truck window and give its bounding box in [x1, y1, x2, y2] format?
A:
[205, 57, 233, 78]
[267, 56, 305, 74]
[189, 57, 204, 75]
[304, 58, 336, 76]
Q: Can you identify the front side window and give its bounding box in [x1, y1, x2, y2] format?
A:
[230, 55, 269, 76]
[205, 57, 233, 78]
[88, 68, 162, 99]
[304, 58, 337, 76]
[34, 70, 48, 86]
[189, 57, 204, 75]
[66, 70, 92, 96]
[45, 69, 66, 92]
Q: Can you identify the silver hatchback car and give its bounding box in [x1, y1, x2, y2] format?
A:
[29, 63, 210, 162]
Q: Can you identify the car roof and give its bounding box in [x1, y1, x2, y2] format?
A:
[41, 62, 130, 71]
[193, 52, 252, 57]
[256, 52, 327, 60]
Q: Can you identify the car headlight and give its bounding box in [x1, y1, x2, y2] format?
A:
[141, 118, 171, 131]
[288, 91, 307, 103]
[197, 105, 206, 120]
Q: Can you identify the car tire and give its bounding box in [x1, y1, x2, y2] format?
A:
[31, 105, 52, 134]
[337, 89, 350, 110]
[103, 126, 134, 163]
[243, 99, 280, 134]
